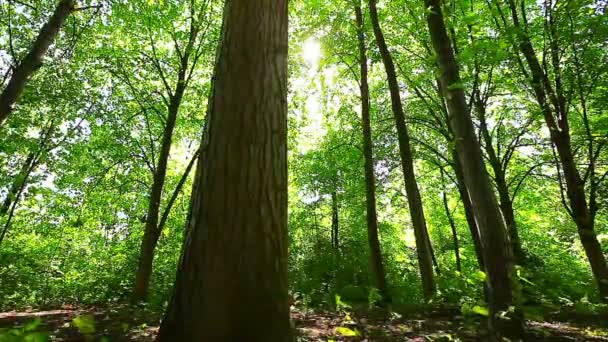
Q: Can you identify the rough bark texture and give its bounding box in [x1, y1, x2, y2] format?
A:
[506, 0, 608, 302]
[368, 0, 435, 299]
[424, 0, 524, 337]
[157, 0, 290, 340]
[355, 3, 391, 304]
[0, 0, 75, 124]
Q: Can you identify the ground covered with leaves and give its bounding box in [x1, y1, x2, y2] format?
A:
[1, 305, 607, 341]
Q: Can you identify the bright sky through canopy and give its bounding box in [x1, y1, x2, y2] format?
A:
[302, 38, 321, 67]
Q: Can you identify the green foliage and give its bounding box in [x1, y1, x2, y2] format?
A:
[72, 315, 96, 335]
[0, 319, 48, 342]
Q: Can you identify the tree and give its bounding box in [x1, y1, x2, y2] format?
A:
[469, 59, 529, 264]
[367, 0, 436, 298]
[423, 0, 525, 337]
[0, 0, 75, 124]
[499, 0, 608, 301]
[353, 0, 391, 304]
[131, 0, 211, 302]
[157, 0, 291, 340]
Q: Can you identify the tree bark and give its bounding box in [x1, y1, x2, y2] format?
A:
[0, 0, 75, 124]
[441, 168, 461, 272]
[424, 0, 524, 337]
[354, 2, 391, 304]
[1, 152, 36, 216]
[0, 118, 57, 249]
[157, 0, 290, 340]
[368, 0, 436, 299]
[451, 153, 485, 271]
[133, 63, 189, 302]
[331, 190, 339, 249]
[506, 0, 608, 302]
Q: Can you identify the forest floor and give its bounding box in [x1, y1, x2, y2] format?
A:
[0, 304, 607, 341]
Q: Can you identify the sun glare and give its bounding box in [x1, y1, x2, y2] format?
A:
[302, 38, 321, 67]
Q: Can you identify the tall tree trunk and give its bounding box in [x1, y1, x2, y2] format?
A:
[441, 168, 461, 272]
[157, 0, 290, 340]
[367, 0, 436, 299]
[133, 72, 188, 302]
[506, 0, 608, 302]
[0, 0, 75, 124]
[424, 0, 524, 337]
[331, 190, 339, 249]
[476, 101, 526, 263]
[354, 2, 391, 304]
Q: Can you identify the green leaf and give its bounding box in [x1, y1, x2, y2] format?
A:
[72, 315, 96, 335]
[24, 333, 49, 342]
[335, 327, 360, 337]
[471, 305, 489, 317]
[472, 270, 487, 283]
[23, 319, 42, 332]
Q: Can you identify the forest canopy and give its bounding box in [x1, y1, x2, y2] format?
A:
[0, 0, 607, 341]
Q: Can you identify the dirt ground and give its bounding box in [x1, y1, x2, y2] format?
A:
[0, 305, 607, 341]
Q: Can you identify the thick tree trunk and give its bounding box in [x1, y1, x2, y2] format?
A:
[331, 190, 339, 249]
[157, 0, 291, 340]
[476, 102, 525, 263]
[506, 0, 608, 302]
[424, 0, 524, 337]
[354, 3, 391, 304]
[0, 0, 75, 124]
[368, 0, 435, 299]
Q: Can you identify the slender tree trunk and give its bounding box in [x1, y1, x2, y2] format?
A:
[451, 152, 485, 271]
[441, 168, 461, 272]
[0, 0, 75, 124]
[476, 101, 525, 263]
[429, 239, 441, 275]
[424, 0, 524, 337]
[0, 118, 56, 249]
[496, 176, 524, 261]
[157, 0, 291, 340]
[354, 3, 391, 304]
[133, 78, 188, 302]
[506, 0, 608, 302]
[331, 190, 339, 249]
[1, 152, 36, 215]
[368, 0, 435, 299]
[0, 176, 28, 248]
